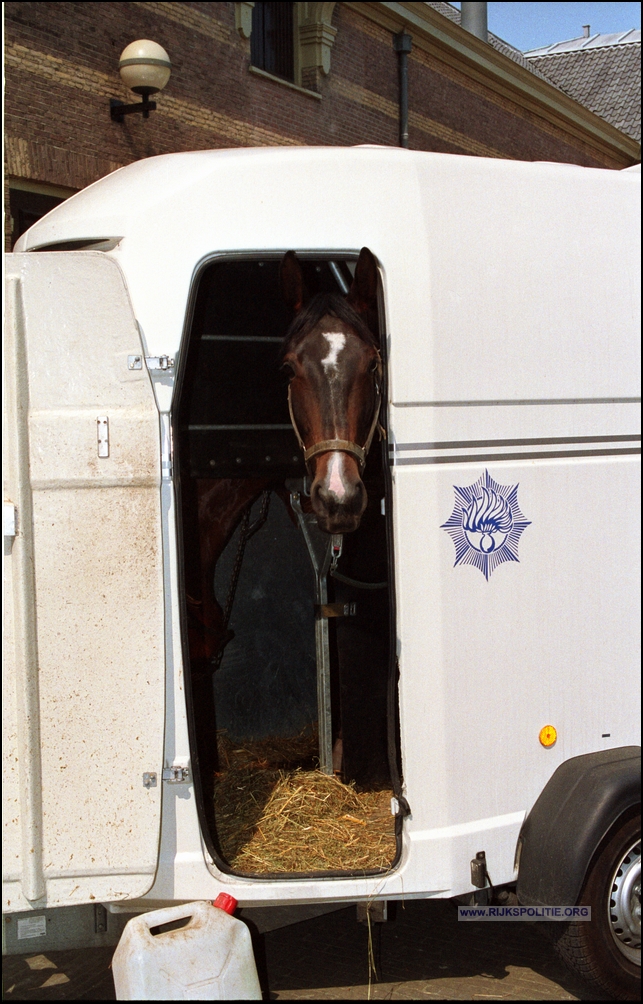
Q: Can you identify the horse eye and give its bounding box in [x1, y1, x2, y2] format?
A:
[369, 359, 379, 373]
[281, 361, 295, 378]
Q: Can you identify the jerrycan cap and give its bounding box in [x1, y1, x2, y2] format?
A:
[213, 892, 238, 915]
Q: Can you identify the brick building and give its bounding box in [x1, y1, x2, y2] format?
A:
[5, 1, 640, 250]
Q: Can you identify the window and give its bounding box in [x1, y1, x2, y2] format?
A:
[250, 2, 295, 83]
[9, 188, 67, 249]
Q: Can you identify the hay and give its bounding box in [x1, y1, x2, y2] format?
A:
[213, 731, 396, 873]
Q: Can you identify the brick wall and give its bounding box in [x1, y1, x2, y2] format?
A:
[4, 2, 633, 249]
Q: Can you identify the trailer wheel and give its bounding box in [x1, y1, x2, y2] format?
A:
[553, 813, 640, 1000]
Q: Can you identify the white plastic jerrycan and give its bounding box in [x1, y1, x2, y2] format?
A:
[112, 895, 262, 1000]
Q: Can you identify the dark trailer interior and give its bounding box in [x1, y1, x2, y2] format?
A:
[175, 255, 400, 876]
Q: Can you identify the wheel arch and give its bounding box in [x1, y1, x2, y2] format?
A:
[516, 746, 641, 907]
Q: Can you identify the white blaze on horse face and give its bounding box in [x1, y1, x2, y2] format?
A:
[321, 332, 346, 375]
[321, 332, 349, 501]
[327, 452, 347, 500]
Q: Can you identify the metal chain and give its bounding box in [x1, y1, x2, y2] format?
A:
[211, 490, 271, 673]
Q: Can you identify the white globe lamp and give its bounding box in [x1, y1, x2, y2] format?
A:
[111, 40, 171, 121]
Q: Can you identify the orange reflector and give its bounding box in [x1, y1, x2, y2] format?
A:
[539, 725, 557, 747]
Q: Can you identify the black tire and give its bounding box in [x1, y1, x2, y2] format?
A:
[552, 812, 640, 1001]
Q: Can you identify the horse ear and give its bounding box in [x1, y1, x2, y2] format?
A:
[280, 250, 306, 314]
[346, 247, 379, 337]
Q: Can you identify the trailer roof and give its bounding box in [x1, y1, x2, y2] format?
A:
[18, 144, 637, 259]
[14, 147, 640, 406]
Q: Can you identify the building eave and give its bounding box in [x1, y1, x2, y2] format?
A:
[345, 1, 640, 165]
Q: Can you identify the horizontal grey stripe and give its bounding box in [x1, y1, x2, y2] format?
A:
[188, 424, 293, 431]
[32, 478, 159, 490]
[394, 398, 641, 408]
[119, 57, 171, 68]
[392, 435, 641, 452]
[394, 447, 641, 466]
[201, 335, 283, 343]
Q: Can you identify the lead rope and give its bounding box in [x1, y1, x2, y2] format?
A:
[210, 491, 271, 673]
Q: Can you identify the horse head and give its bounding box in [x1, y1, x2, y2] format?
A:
[281, 248, 381, 534]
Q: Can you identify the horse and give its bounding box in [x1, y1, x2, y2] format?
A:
[182, 247, 382, 671]
[280, 247, 382, 534]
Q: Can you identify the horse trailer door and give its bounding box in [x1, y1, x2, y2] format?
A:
[3, 253, 165, 911]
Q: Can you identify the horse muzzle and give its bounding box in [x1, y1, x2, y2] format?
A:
[310, 465, 367, 534]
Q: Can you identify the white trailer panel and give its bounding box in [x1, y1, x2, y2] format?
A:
[3, 254, 165, 911]
[6, 148, 640, 910]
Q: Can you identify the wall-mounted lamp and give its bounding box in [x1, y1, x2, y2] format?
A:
[110, 40, 171, 122]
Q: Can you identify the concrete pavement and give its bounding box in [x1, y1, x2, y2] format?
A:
[2, 899, 608, 1000]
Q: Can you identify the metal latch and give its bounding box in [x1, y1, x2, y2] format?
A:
[162, 766, 189, 783]
[143, 772, 157, 788]
[128, 355, 175, 372]
[97, 417, 109, 458]
[146, 355, 175, 373]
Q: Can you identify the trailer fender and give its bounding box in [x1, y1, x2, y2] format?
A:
[516, 747, 641, 907]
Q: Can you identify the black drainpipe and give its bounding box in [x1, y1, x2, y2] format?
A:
[393, 31, 412, 148]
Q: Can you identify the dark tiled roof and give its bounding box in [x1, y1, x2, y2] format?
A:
[526, 44, 641, 141]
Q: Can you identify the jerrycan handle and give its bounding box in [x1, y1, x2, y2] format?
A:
[213, 893, 238, 915]
[136, 902, 203, 940]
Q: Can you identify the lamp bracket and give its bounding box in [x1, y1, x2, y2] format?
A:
[110, 96, 157, 122]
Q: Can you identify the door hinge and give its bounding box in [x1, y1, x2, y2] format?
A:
[128, 355, 175, 372]
[160, 413, 173, 480]
[162, 766, 189, 783]
[97, 417, 109, 458]
[4, 502, 17, 539]
[146, 355, 175, 373]
[94, 903, 108, 934]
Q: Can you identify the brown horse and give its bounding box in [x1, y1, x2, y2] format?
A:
[183, 248, 381, 667]
[183, 477, 275, 663]
[280, 247, 381, 534]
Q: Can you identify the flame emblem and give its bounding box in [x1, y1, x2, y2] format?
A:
[441, 470, 531, 580]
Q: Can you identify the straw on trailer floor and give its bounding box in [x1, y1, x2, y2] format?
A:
[213, 731, 396, 873]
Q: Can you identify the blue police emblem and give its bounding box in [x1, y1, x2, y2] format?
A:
[441, 470, 531, 580]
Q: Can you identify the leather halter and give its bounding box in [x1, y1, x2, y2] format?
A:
[287, 355, 384, 474]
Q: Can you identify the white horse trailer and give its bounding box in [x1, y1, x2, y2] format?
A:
[3, 148, 640, 996]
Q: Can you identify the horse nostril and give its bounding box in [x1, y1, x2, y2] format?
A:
[311, 480, 334, 510]
[312, 474, 366, 518]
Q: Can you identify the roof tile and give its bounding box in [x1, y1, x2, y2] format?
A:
[526, 45, 641, 141]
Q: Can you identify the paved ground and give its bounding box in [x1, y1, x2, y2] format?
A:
[2, 900, 607, 1001]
